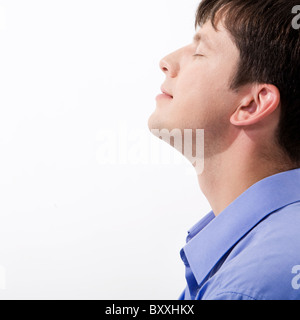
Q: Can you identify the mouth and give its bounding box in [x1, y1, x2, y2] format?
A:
[156, 86, 173, 100]
[161, 86, 173, 98]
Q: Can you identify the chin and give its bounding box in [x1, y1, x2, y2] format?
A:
[147, 112, 165, 132]
[147, 113, 154, 131]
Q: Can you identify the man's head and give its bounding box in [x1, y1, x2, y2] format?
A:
[148, 0, 300, 168]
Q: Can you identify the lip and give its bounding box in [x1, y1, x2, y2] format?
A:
[156, 93, 173, 100]
[161, 86, 173, 98]
[156, 86, 173, 100]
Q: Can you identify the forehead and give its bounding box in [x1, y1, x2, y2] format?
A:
[194, 20, 237, 53]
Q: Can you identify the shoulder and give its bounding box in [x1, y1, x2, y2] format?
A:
[200, 202, 300, 300]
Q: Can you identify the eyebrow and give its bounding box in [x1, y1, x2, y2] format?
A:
[193, 33, 213, 50]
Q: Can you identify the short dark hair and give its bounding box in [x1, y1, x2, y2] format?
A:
[195, 0, 300, 165]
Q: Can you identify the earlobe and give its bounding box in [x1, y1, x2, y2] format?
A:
[230, 84, 280, 127]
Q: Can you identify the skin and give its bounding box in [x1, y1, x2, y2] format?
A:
[148, 19, 294, 216]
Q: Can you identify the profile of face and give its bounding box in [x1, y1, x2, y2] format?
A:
[148, 20, 243, 162]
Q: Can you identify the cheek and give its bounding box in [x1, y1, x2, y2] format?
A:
[176, 63, 221, 104]
[174, 74, 218, 120]
[172, 78, 234, 131]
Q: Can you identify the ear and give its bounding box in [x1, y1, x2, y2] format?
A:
[230, 84, 280, 126]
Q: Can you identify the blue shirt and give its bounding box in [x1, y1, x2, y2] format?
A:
[180, 168, 300, 300]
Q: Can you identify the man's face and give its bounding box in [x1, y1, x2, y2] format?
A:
[148, 20, 242, 158]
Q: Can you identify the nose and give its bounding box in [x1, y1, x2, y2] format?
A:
[159, 50, 180, 78]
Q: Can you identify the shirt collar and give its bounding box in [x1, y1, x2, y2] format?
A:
[182, 168, 300, 285]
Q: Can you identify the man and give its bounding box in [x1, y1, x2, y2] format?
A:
[148, 0, 300, 300]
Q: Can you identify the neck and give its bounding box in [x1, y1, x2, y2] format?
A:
[197, 137, 294, 216]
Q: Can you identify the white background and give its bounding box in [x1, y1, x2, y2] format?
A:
[0, 0, 210, 299]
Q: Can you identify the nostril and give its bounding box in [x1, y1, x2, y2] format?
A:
[159, 58, 178, 78]
[159, 59, 169, 73]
